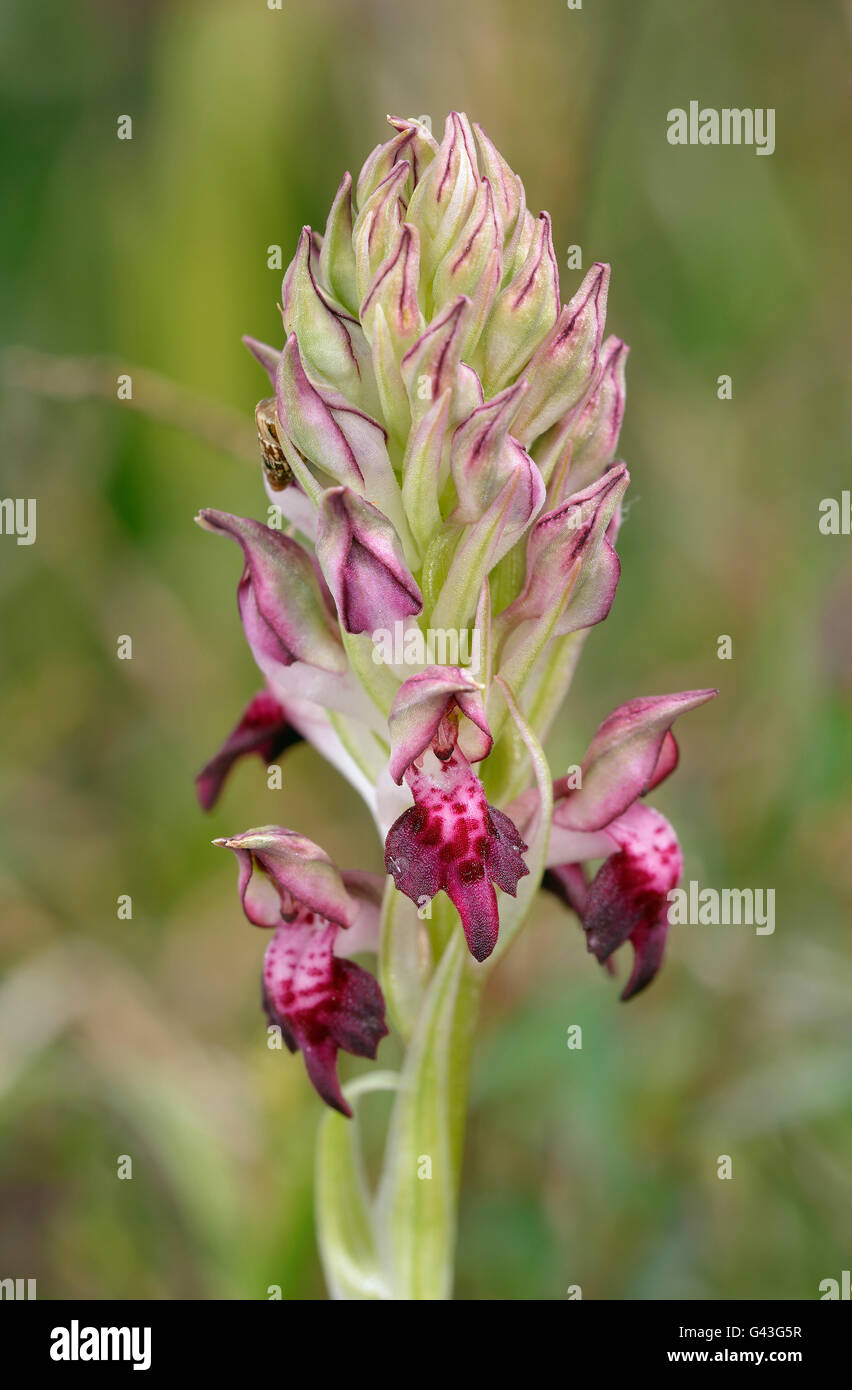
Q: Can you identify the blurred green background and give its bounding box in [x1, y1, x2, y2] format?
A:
[1, 0, 850, 1300]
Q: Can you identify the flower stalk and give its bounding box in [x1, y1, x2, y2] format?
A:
[196, 113, 716, 1299]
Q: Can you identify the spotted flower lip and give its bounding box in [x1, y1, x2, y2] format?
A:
[264, 914, 389, 1116]
[385, 740, 528, 962]
[383, 668, 527, 961]
[196, 689, 301, 812]
[262, 913, 388, 1116]
[584, 802, 683, 1000]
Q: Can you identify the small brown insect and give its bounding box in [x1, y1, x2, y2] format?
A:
[255, 397, 294, 491]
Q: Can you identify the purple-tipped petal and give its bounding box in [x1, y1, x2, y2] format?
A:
[215, 826, 356, 929]
[316, 486, 422, 635]
[554, 688, 717, 833]
[243, 335, 281, 383]
[196, 690, 301, 812]
[195, 509, 345, 677]
[387, 666, 492, 785]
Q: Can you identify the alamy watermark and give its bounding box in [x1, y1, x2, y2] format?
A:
[0, 1276, 36, 1299]
[667, 881, 775, 935]
[50, 1321, 151, 1371]
[667, 103, 775, 156]
[372, 620, 481, 675]
[0, 498, 36, 545]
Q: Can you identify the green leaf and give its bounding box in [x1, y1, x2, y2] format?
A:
[315, 1071, 400, 1301]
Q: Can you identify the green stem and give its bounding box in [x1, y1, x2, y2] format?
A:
[375, 926, 482, 1299]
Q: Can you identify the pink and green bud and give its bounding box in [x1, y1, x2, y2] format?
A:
[432, 177, 503, 359]
[352, 162, 410, 307]
[406, 112, 479, 287]
[559, 334, 629, 492]
[497, 464, 629, 657]
[449, 381, 529, 521]
[360, 222, 423, 352]
[430, 386, 545, 629]
[355, 117, 437, 211]
[360, 223, 424, 445]
[400, 294, 477, 427]
[511, 261, 610, 445]
[319, 173, 359, 316]
[472, 120, 524, 245]
[281, 226, 372, 407]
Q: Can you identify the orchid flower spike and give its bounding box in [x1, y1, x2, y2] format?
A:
[197, 113, 716, 1143]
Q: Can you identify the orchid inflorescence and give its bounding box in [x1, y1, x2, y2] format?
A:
[194, 113, 715, 1244]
